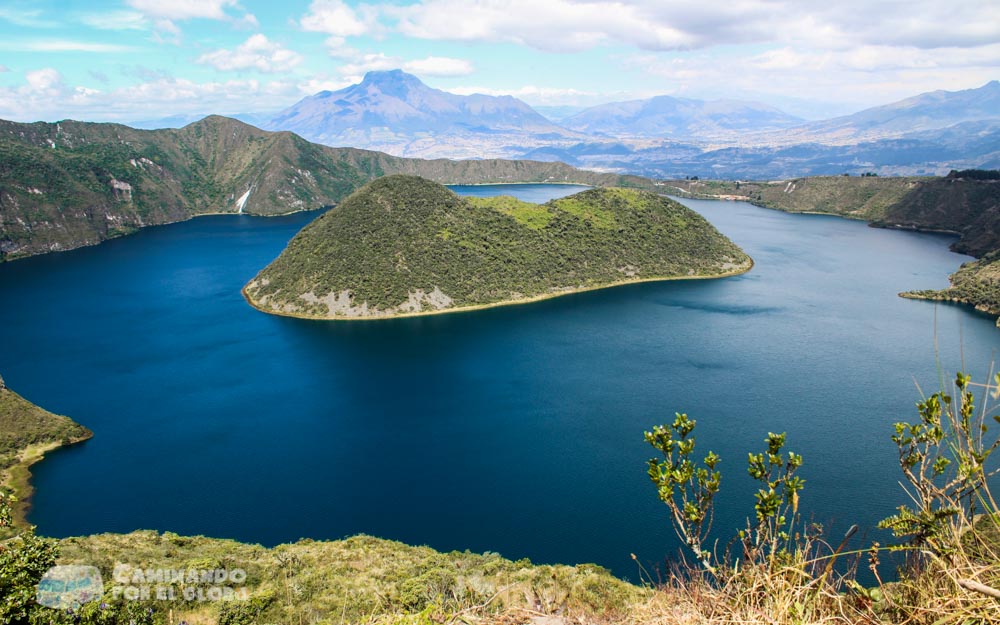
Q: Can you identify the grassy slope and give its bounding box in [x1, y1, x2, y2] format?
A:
[0, 116, 646, 262]
[243, 176, 751, 319]
[57, 531, 647, 624]
[0, 376, 91, 527]
[672, 175, 1000, 324]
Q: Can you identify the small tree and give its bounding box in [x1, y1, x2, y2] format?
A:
[646, 417, 805, 575]
[879, 372, 1000, 555]
[742, 432, 805, 564]
[645, 413, 721, 571]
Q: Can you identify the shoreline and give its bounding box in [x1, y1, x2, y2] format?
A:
[3, 434, 92, 526]
[0, 205, 331, 264]
[242, 258, 754, 322]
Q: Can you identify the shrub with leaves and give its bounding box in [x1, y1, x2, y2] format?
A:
[742, 432, 806, 563]
[645, 413, 721, 571]
[879, 371, 1000, 555]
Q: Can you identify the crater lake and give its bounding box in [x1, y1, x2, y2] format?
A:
[1, 184, 996, 580]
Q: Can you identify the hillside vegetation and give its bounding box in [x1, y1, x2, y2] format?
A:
[672, 173, 1000, 324]
[243, 176, 751, 319]
[0, 116, 641, 261]
[54, 531, 646, 625]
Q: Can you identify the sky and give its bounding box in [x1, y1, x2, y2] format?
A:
[0, 0, 997, 123]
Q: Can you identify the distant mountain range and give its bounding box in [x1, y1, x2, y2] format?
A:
[560, 96, 804, 139]
[129, 71, 1000, 179]
[773, 80, 1000, 145]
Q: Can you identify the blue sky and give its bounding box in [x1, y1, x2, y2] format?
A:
[0, 0, 997, 123]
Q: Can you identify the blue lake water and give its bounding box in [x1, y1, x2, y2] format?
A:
[2, 184, 998, 581]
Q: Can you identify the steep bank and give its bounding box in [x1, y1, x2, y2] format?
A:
[243, 176, 752, 320]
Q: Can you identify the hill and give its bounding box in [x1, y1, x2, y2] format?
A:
[562, 95, 803, 140]
[243, 176, 751, 319]
[0, 115, 640, 261]
[265, 69, 584, 158]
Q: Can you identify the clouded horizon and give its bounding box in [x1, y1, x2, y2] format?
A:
[0, 0, 997, 124]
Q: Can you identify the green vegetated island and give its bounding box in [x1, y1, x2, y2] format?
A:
[242, 175, 751, 319]
[670, 170, 1000, 325]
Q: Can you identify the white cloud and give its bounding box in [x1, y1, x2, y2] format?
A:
[389, 0, 695, 52]
[386, 0, 1000, 53]
[79, 11, 148, 31]
[0, 40, 136, 53]
[0, 65, 9, 73]
[23, 68, 64, 96]
[623, 40, 1000, 116]
[0, 8, 59, 28]
[197, 35, 303, 73]
[126, 0, 257, 40]
[297, 76, 354, 95]
[234, 13, 259, 30]
[403, 56, 473, 77]
[338, 53, 397, 77]
[300, 0, 369, 37]
[0, 71, 303, 122]
[451, 84, 597, 105]
[327, 47, 475, 79]
[125, 0, 238, 21]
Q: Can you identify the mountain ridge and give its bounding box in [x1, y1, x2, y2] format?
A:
[0, 115, 642, 261]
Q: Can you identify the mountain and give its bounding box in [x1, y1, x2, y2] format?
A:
[128, 111, 275, 130]
[265, 70, 584, 158]
[774, 81, 1000, 145]
[561, 95, 804, 139]
[243, 175, 751, 319]
[0, 116, 642, 261]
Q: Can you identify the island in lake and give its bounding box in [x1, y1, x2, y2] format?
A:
[242, 175, 752, 319]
